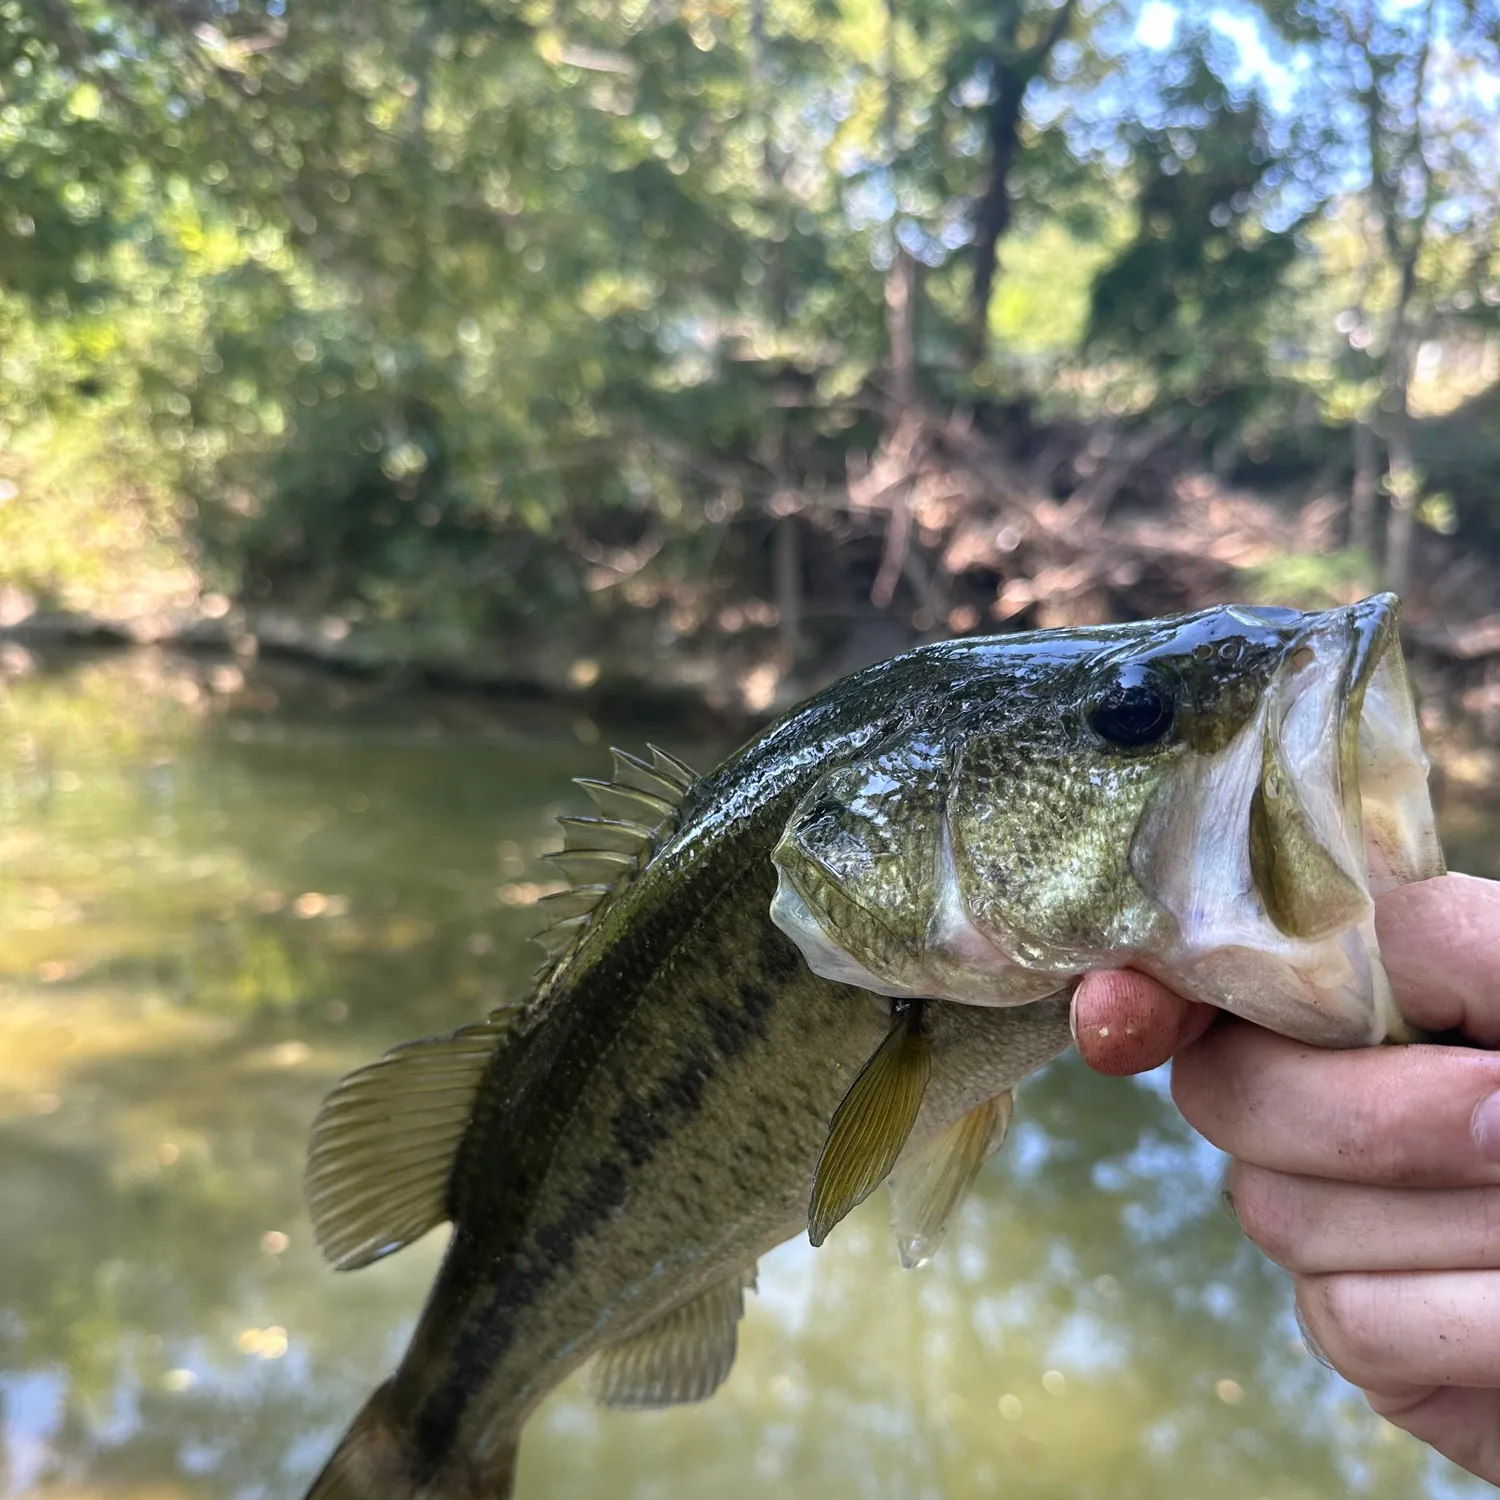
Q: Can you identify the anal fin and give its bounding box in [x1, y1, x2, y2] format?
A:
[888, 1089, 1013, 1269]
[589, 1265, 758, 1409]
[808, 1002, 932, 1248]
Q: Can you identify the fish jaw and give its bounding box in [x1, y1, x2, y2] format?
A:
[1355, 607, 1445, 895]
[1130, 593, 1442, 1046]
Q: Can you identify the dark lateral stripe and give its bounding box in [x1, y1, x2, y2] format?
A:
[412, 1157, 629, 1473]
[410, 873, 790, 1473]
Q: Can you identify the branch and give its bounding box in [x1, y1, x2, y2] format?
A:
[1383, 0, 1439, 399]
[1034, 0, 1080, 63]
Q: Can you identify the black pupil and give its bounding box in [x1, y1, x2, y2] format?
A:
[1089, 666, 1173, 747]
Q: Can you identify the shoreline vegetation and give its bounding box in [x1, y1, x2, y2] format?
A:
[6, 541, 1500, 813]
[5, 0, 1500, 785]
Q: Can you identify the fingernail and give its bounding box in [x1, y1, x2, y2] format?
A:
[1219, 1185, 1241, 1230]
[1471, 1090, 1500, 1162]
[1294, 1300, 1334, 1372]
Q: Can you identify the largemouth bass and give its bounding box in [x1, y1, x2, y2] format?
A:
[302, 593, 1442, 1499]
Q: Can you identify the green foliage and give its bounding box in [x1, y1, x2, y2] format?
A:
[1240, 550, 1379, 612]
[1085, 40, 1301, 421]
[1, 0, 1499, 636]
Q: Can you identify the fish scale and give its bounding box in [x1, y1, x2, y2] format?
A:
[954, 742, 1162, 950]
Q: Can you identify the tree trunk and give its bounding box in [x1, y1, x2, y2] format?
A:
[967, 0, 1077, 360]
[885, 247, 918, 411]
[1383, 410, 1417, 596]
[882, 0, 916, 413]
[1349, 417, 1379, 559]
[969, 63, 1026, 357]
[1380, 249, 1422, 596]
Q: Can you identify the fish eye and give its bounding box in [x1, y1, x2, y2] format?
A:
[1087, 664, 1175, 748]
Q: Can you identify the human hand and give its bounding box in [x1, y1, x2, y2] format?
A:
[1071, 873, 1500, 1485]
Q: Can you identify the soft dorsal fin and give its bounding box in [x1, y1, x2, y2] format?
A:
[887, 1089, 1013, 1269]
[532, 744, 698, 976]
[807, 1001, 932, 1248]
[304, 1005, 523, 1271]
[588, 1265, 758, 1409]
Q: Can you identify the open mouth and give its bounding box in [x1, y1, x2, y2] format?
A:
[1131, 593, 1444, 1047]
[1248, 592, 1443, 942]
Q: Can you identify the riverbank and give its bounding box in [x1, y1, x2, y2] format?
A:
[5, 592, 1499, 817]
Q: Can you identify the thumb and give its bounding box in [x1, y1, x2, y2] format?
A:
[1071, 969, 1216, 1076]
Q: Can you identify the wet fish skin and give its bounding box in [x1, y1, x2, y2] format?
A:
[305, 632, 1083, 1499]
[302, 597, 1440, 1500]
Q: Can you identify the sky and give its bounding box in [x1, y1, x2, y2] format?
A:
[1134, 0, 1301, 111]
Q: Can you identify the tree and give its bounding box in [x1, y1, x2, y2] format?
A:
[1085, 37, 1304, 426]
[1257, 0, 1500, 591]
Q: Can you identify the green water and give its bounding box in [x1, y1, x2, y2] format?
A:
[0, 648, 1492, 1500]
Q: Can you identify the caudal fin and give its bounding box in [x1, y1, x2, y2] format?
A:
[303, 1382, 517, 1500]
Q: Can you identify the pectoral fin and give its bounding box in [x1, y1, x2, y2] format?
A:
[589, 1265, 758, 1409]
[887, 1090, 1013, 1269]
[808, 1004, 932, 1248]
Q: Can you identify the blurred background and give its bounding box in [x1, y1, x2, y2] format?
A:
[3, 0, 1500, 1497]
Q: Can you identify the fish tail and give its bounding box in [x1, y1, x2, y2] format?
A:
[303, 1382, 518, 1500]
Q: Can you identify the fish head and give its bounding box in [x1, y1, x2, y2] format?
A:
[770, 594, 1444, 1047]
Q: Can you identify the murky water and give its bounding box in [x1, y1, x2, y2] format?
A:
[0, 648, 1493, 1500]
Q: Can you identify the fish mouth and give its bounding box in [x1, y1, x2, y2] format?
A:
[1248, 592, 1442, 944]
[1136, 593, 1443, 1046]
[1130, 593, 1445, 1046]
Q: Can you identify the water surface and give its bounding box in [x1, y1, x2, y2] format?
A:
[0, 648, 1491, 1500]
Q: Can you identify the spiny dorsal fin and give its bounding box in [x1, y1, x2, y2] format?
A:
[545, 848, 637, 887]
[576, 779, 676, 829]
[808, 1002, 932, 1248]
[588, 1265, 758, 1409]
[610, 746, 686, 803]
[558, 815, 653, 856]
[887, 1089, 1013, 1270]
[532, 913, 592, 959]
[533, 884, 613, 921]
[304, 1006, 522, 1271]
[647, 743, 696, 792]
[531, 744, 698, 975]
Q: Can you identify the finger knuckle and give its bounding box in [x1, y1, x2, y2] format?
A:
[1301, 1274, 1391, 1379]
[1351, 1053, 1500, 1187]
[1226, 1164, 1303, 1269]
[1346, 1122, 1415, 1186]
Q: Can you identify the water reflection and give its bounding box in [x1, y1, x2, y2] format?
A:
[0, 649, 1487, 1499]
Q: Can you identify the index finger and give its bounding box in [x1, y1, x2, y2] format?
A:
[1173, 1020, 1500, 1186]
